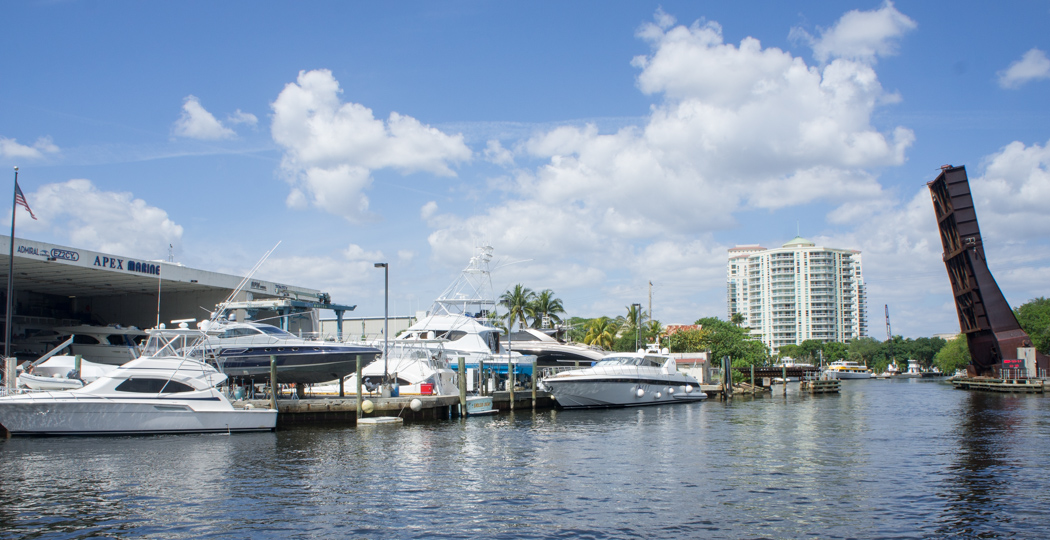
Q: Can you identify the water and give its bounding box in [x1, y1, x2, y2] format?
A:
[2, 379, 1050, 539]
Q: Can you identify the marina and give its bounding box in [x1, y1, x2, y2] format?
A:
[3, 378, 1050, 539]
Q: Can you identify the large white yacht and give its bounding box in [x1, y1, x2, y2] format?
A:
[0, 324, 277, 436]
[540, 348, 707, 409]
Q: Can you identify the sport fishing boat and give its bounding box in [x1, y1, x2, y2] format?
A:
[824, 360, 873, 379]
[540, 348, 707, 409]
[384, 245, 536, 390]
[0, 324, 276, 436]
[199, 320, 382, 385]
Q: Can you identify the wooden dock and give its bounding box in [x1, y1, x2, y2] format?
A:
[951, 377, 1045, 393]
[799, 379, 840, 394]
[239, 390, 558, 427]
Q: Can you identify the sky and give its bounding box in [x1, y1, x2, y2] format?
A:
[2, 1, 1049, 340]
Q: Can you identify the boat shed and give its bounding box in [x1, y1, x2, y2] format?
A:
[0, 235, 341, 359]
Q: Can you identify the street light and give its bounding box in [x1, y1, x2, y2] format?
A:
[374, 262, 389, 392]
[632, 303, 641, 351]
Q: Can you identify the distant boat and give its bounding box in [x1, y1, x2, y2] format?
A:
[18, 355, 116, 391]
[824, 360, 873, 380]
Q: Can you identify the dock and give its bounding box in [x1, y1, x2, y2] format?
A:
[951, 377, 1045, 393]
[239, 390, 558, 426]
[799, 379, 840, 394]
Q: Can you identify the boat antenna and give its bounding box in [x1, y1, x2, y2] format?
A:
[211, 241, 281, 324]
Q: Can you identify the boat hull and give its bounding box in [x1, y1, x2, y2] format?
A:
[0, 397, 276, 436]
[543, 377, 707, 409]
[826, 371, 872, 380]
[215, 348, 380, 385]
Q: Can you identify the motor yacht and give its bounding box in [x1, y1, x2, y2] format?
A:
[199, 320, 381, 385]
[0, 324, 276, 436]
[824, 360, 873, 379]
[540, 348, 707, 408]
[506, 328, 605, 368]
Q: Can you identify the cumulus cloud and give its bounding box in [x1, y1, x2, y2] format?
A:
[173, 95, 236, 140]
[27, 179, 183, 258]
[791, 1, 917, 64]
[970, 139, 1050, 240]
[0, 136, 60, 159]
[271, 69, 472, 222]
[998, 48, 1050, 89]
[421, 7, 916, 324]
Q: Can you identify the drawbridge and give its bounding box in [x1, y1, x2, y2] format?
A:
[928, 165, 1048, 378]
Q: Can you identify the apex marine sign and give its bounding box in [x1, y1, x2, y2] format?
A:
[93, 255, 160, 276]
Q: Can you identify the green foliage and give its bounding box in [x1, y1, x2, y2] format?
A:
[694, 316, 770, 367]
[822, 341, 849, 362]
[529, 289, 566, 329]
[848, 337, 882, 366]
[666, 328, 706, 353]
[499, 284, 536, 331]
[583, 316, 618, 350]
[934, 334, 971, 374]
[1015, 297, 1050, 355]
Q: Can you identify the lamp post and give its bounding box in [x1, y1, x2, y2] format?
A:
[632, 303, 641, 351]
[374, 262, 389, 393]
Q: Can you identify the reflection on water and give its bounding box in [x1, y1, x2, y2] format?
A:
[2, 379, 1050, 539]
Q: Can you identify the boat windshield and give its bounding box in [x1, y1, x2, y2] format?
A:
[254, 325, 295, 337]
[597, 355, 664, 368]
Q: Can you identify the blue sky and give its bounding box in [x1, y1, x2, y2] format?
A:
[2, 1, 1049, 339]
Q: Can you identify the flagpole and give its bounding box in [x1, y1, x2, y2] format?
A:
[5, 167, 18, 360]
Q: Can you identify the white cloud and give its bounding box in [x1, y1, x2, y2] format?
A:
[970, 139, 1050, 241]
[271, 69, 472, 222]
[28, 179, 183, 258]
[422, 8, 916, 326]
[227, 109, 259, 126]
[0, 136, 60, 159]
[420, 201, 438, 220]
[791, 1, 917, 64]
[173, 95, 236, 140]
[483, 140, 514, 166]
[998, 48, 1050, 89]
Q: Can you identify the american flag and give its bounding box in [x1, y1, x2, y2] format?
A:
[14, 181, 37, 220]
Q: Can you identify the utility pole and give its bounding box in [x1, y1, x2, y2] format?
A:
[885, 304, 894, 365]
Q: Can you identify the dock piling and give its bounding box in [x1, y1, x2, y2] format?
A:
[458, 356, 466, 417]
[269, 355, 277, 411]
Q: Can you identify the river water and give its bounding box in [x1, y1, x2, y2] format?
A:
[2, 378, 1049, 539]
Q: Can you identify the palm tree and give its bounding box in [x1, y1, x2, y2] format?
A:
[499, 284, 536, 331]
[584, 316, 617, 350]
[529, 289, 565, 329]
[617, 304, 647, 333]
[730, 313, 745, 327]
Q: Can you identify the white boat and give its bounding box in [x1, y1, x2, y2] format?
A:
[540, 348, 707, 409]
[0, 324, 277, 436]
[18, 355, 117, 391]
[506, 328, 606, 367]
[17, 325, 147, 366]
[320, 340, 459, 396]
[382, 246, 536, 391]
[824, 360, 873, 380]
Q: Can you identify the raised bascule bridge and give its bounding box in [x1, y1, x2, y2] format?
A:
[928, 165, 1049, 389]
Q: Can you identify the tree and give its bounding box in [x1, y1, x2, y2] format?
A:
[777, 344, 800, 361]
[848, 337, 882, 366]
[694, 316, 770, 367]
[499, 284, 536, 330]
[798, 340, 823, 363]
[1015, 297, 1050, 355]
[584, 316, 617, 350]
[934, 334, 971, 374]
[910, 337, 947, 369]
[529, 289, 565, 329]
[666, 327, 706, 353]
[730, 312, 745, 326]
[821, 341, 849, 363]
